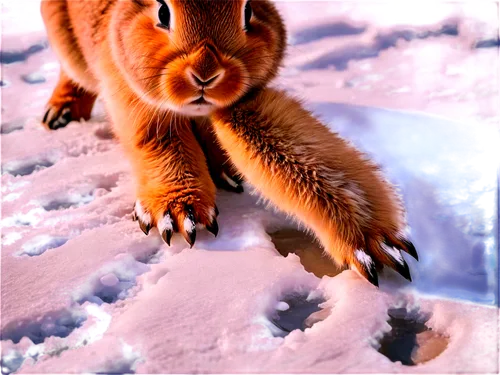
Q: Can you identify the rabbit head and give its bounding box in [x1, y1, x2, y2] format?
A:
[111, 0, 286, 116]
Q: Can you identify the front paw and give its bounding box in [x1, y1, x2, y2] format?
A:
[214, 169, 244, 193]
[349, 232, 418, 286]
[132, 192, 218, 248]
[42, 90, 96, 130]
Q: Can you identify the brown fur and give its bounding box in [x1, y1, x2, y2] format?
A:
[212, 89, 417, 283]
[41, 0, 416, 284]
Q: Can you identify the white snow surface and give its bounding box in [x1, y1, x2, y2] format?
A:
[1, 1, 499, 373]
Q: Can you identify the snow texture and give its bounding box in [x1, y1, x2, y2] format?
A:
[1, 1, 499, 373]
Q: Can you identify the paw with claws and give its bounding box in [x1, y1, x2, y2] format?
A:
[350, 233, 418, 287]
[210, 88, 420, 287]
[42, 71, 97, 130]
[133, 199, 218, 248]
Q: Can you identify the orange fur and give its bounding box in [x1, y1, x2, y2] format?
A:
[41, 0, 417, 284]
[42, 70, 97, 130]
[212, 89, 417, 283]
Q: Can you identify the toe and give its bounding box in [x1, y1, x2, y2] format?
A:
[42, 107, 53, 124]
[44, 106, 72, 130]
[157, 211, 174, 246]
[134, 200, 152, 236]
[181, 206, 197, 247]
[381, 244, 412, 282]
[402, 239, 418, 261]
[206, 217, 219, 237]
[384, 235, 418, 261]
[351, 249, 379, 287]
[139, 221, 151, 235]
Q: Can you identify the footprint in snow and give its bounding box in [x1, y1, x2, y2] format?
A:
[269, 293, 326, 337]
[2, 159, 55, 177]
[21, 72, 46, 85]
[269, 228, 342, 278]
[377, 307, 449, 365]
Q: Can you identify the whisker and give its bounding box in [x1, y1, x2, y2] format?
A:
[133, 66, 167, 71]
[136, 73, 168, 82]
[138, 54, 172, 65]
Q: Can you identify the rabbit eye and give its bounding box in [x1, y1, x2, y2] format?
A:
[157, 2, 171, 29]
[244, 1, 252, 31]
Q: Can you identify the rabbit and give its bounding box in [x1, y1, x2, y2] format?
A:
[40, 0, 417, 286]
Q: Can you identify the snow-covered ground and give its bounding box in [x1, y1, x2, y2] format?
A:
[1, 1, 499, 373]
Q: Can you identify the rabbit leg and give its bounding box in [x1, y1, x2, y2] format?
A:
[41, 0, 99, 130]
[42, 70, 97, 130]
[192, 117, 244, 193]
[105, 94, 218, 247]
[211, 88, 418, 286]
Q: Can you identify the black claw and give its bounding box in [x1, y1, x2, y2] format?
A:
[206, 219, 219, 237]
[139, 220, 151, 235]
[353, 252, 379, 287]
[366, 266, 379, 287]
[185, 228, 196, 248]
[393, 258, 412, 282]
[235, 184, 244, 194]
[383, 245, 412, 282]
[401, 239, 419, 261]
[46, 108, 72, 130]
[214, 205, 219, 217]
[132, 211, 138, 221]
[385, 237, 419, 262]
[61, 108, 72, 122]
[162, 229, 173, 246]
[184, 208, 197, 248]
[42, 108, 50, 124]
[47, 118, 57, 130]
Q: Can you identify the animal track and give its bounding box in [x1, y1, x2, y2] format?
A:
[2, 209, 42, 226]
[7, 216, 33, 227]
[474, 38, 500, 49]
[0, 296, 111, 373]
[268, 228, 342, 278]
[300, 24, 459, 71]
[268, 293, 326, 337]
[42, 198, 92, 211]
[17, 235, 69, 257]
[0, 343, 74, 375]
[74, 250, 159, 306]
[1, 309, 86, 345]
[1, 118, 26, 134]
[0, 41, 48, 64]
[136, 248, 165, 265]
[0, 247, 159, 373]
[90, 275, 136, 304]
[292, 21, 366, 45]
[21, 72, 46, 85]
[377, 307, 449, 365]
[2, 159, 55, 177]
[40, 174, 120, 212]
[94, 126, 115, 140]
[95, 342, 142, 375]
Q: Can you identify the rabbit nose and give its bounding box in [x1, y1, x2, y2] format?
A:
[190, 71, 220, 88]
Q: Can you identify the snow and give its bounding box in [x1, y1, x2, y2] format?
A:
[1, 0, 499, 373]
